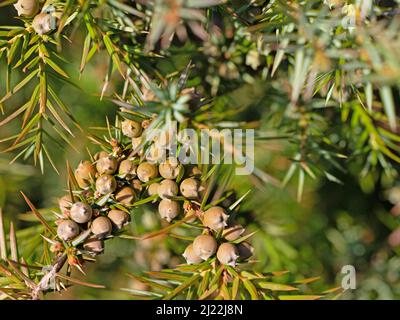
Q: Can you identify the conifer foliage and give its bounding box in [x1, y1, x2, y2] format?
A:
[0, 0, 400, 300]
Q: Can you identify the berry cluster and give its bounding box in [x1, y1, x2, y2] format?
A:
[55, 116, 253, 269]
[14, 0, 56, 35]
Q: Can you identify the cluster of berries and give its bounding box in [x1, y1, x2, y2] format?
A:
[14, 0, 56, 35]
[55, 115, 253, 268]
[183, 206, 254, 267]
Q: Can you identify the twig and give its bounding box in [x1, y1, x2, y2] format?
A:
[31, 253, 67, 300]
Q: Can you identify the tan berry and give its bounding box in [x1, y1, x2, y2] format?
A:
[108, 209, 130, 229]
[91, 216, 112, 238]
[75, 176, 89, 190]
[203, 206, 229, 231]
[115, 186, 136, 205]
[131, 179, 143, 193]
[32, 13, 54, 35]
[180, 178, 201, 199]
[57, 220, 79, 241]
[58, 194, 77, 216]
[96, 155, 118, 174]
[158, 199, 180, 222]
[183, 244, 203, 264]
[83, 237, 104, 254]
[147, 182, 160, 197]
[70, 202, 93, 224]
[222, 223, 245, 241]
[74, 160, 96, 188]
[159, 157, 183, 179]
[94, 151, 109, 161]
[95, 174, 117, 195]
[216, 243, 239, 267]
[192, 234, 217, 260]
[118, 159, 137, 179]
[237, 242, 254, 260]
[158, 179, 178, 200]
[14, 0, 39, 17]
[137, 162, 158, 182]
[121, 119, 142, 138]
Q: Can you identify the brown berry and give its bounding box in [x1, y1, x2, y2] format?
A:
[57, 220, 79, 241]
[222, 223, 245, 241]
[183, 244, 203, 264]
[83, 237, 104, 254]
[216, 243, 239, 266]
[122, 119, 142, 138]
[158, 199, 180, 222]
[108, 209, 130, 229]
[237, 242, 254, 260]
[14, 0, 39, 17]
[118, 159, 137, 179]
[70, 202, 93, 224]
[147, 182, 160, 197]
[159, 157, 183, 179]
[91, 216, 112, 238]
[58, 194, 77, 216]
[74, 160, 96, 188]
[131, 179, 143, 193]
[95, 174, 117, 195]
[193, 234, 217, 260]
[94, 151, 109, 160]
[158, 179, 178, 200]
[96, 155, 118, 174]
[203, 206, 229, 231]
[180, 178, 201, 199]
[32, 13, 54, 35]
[137, 162, 158, 182]
[115, 186, 136, 205]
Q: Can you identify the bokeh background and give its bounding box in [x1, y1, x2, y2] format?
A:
[1, 3, 400, 299]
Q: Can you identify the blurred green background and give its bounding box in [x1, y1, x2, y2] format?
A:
[1, 4, 400, 300]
